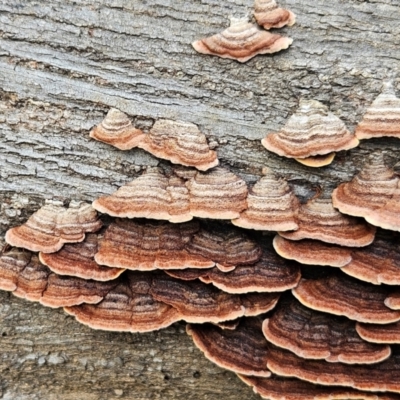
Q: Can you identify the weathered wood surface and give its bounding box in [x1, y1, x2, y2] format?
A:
[0, 0, 400, 398]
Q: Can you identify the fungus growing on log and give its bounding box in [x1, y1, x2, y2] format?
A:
[187, 318, 271, 377]
[357, 321, 400, 345]
[192, 17, 293, 63]
[138, 119, 218, 171]
[231, 169, 299, 231]
[93, 168, 192, 223]
[292, 272, 400, 324]
[253, 0, 296, 29]
[89, 108, 145, 150]
[384, 292, 400, 311]
[355, 82, 400, 140]
[278, 197, 375, 247]
[262, 297, 391, 364]
[95, 219, 213, 271]
[261, 100, 359, 167]
[5, 201, 102, 253]
[39, 234, 125, 281]
[186, 167, 248, 219]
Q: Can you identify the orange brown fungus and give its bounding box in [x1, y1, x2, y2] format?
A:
[39, 234, 125, 281]
[279, 197, 376, 247]
[185, 227, 262, 271]
[150, 274, 279, 323]
[357, 321, 400, 345]
[385, 292, 400, 311]
[95, 219, 213, 271]
[273, 235, 352, 267]
[138, 119, 218, 171]
[262, 100, 359, 166]
[292, 272, 400, 324]
[93, 168, 192, 223]
[262, 298, 391, 364]
[232, 169, 299, 231]
[0, 247, 31, 291]
[89, 108, 145, 150]
[267, 345, 400, 394]
[65, 272, 181, 332]
[332, 153, 400, 231]
[5, 201, 102, 253]
[253, 0, 296, 30]
[192, 17, 293, 63]
[356, 82, 400, 140]
[186, 167, 248, 219]
[187, 318, 271, 377]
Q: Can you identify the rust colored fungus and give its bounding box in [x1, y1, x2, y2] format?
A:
[267, 345, 400, 394]
[332, 153, 400, 230]
[185, 226, 262, 271]
[262, 297, 390, 364]
[150, 274, 279, 323]
[5, 201, 102, 253]
[93, 168, 192, 223]
[138, 119, 218, 171]
[238, 375, 400, 400]
[279, 197, 376, 247]
[0, 247, 31, 291]
[186, 167, 248, 219]
[253, 0, 296, 30]
[89, 108, 145, 150]
[295, 153, 337, 168]
[292, 272, 400, 324]
[385, 292, 400, 311]
[187, 318, 271, 377]
[232, 169, 299, 231]
[273, 235, 352, 267]
[95, 219, 213, 271]
[39, 234, 125, 281]
[192, 17, 293, 63]
[65, 272, 181, 332]
[356, 82, 400, 140]
[357, 321, 400, 345]
[261, 100, 359, 166]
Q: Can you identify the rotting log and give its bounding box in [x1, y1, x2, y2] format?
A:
[0, 0, 400, 398]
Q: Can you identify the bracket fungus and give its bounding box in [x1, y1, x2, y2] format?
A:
[5, 201, 102, 253]
[278, 197, 376, 247]
[231, 169, 299, 231]
[192, 17, 293, 63]
[253, 0, 296, 30]
[261, 100, 359, 167]
[138, 119, 218, 171]
[89, 108, 145, 150]
[357, 321, 400, 344]
[355, 82, 400, 140]
[187, 318, 271, 377]
[262, 297, 391, 364]
[292, 272, 400, 324]
[384, 292, 400, 311]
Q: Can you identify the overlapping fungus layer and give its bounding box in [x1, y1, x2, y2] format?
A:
[253, 0, 296, 29]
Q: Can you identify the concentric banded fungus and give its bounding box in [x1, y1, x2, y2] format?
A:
[89, 108, 144, 150]
[150, 274, 279, 323]
[192, 17, 293, 63]
[93, 168, 192, 223]
[267, 345, 400, 394]
[65, 272, 180, 332]
[232, 169, 299, 231]
[5, 201, 102, 253]
[138, 120, 218, 171]
[95, 219, 213, 271]
[292, 273, 400, 324]
[185, 227, 262, 271]
[278, 197, 376, 247]
[261, 100, 359, 167]
[356, 82, 400, 140]
[262, 298, 391, 364]
[187, 318, 270, 377]
[0, 247, 31, 291]
[273, 235, 352, 267]
[186, 168, 248, 219]
[39, 234, 125, 281]
[253, 0, 296, 29]
[385, 292, 400, 310]
[357, 321, 400, 344]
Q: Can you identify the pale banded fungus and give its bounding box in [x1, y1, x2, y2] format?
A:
[385, 292, 400, 311]
[356, 321, 400, 344]
[192, 17, 292, 63]
[253, 0, 296, 30]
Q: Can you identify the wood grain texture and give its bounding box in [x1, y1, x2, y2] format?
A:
[1, 0, 400, 398]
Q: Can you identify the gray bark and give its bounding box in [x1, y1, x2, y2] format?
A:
[0, 0, 399, 398]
